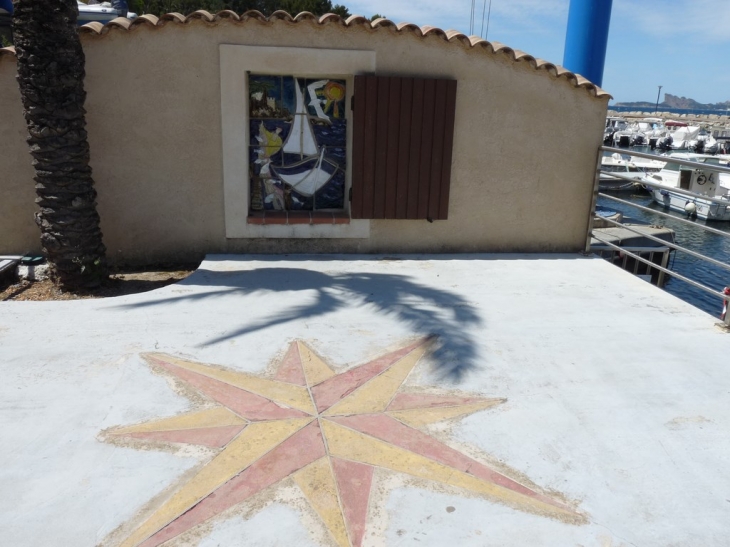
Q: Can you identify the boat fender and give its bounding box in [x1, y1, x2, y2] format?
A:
[684, 202, 697, 216]
[722, 287, 730, 321]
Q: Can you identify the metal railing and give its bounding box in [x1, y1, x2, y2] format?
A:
[588, 145, 730, 328]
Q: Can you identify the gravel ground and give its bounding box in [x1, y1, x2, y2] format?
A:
[0, 264, 198, 301]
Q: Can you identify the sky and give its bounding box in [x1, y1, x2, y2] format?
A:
[344, 0, 730, 106]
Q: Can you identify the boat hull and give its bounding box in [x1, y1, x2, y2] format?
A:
[598, 175, 643, 192]
[270, 156, 339, 197]
[650, 189, 730, 221]
[76, 4, 137, 24]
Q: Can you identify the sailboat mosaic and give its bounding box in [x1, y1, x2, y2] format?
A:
[249, 74, 347, 211]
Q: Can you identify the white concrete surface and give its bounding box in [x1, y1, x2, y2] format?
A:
[1, 254, 729, 546]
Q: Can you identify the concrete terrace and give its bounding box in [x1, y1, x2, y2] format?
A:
[1, 254, 729, 546]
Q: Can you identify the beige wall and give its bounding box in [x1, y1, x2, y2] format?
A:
[0, 18, 608, 262]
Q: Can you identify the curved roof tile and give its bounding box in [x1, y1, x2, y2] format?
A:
[133, 14, 160, 26]
[270, 10, 295, 22]
[107, 17, 132, 30]
[239, 10, 266, 22]
[186, 10, 216, 22]
[345, 14, 369, 26]
[371, 17, 397, 29]
[216, 10, 241, 20]
[395, 22, 422, 35]
[159, 12, 187, 23]
[0, 10, 610, 98]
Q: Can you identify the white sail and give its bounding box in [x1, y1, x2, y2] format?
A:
[282, 80, 318, 157]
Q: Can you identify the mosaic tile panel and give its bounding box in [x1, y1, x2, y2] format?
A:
[249, 74, 347, 212]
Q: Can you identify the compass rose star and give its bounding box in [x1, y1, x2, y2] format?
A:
[106, 338, 582, 547]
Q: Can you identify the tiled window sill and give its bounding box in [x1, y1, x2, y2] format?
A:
[247, 211, 351, 225]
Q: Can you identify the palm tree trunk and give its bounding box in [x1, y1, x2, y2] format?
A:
[12, 0, 106, 289]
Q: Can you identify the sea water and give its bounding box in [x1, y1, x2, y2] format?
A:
[597, 191, 730, 319]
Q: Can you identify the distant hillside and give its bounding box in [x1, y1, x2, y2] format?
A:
[616, 94, 730, 110]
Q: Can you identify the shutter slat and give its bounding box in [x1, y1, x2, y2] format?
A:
[361, 76, 378, 218]
[395, 77, 413, 219]
[351, 75, 456, 221]
[406, 78, 424, 219]
[373, 77, 390, 219]
[428, 79, 448, 220]
[438, 80, 458, 220]
[384, 77, 401, 219]
[417, 79, 436, 219]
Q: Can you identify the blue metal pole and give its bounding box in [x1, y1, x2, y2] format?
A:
[563, 0, 613, 87]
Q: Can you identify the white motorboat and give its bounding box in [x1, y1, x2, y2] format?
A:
[656, 121, 700, 151]
[77, 1, 137, 24]
[689, 129, 719, 154]
[604, 117, 657, 148]
[633, 118, 666, 149]
[599, 153, 665, 191]
[644, 153, 730, 221]
[604, 117, 627, 145]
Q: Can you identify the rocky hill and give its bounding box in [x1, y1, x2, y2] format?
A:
[616, 94, 730, 110]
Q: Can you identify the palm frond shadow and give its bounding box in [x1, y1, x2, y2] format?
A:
[112, 265, 484, 382]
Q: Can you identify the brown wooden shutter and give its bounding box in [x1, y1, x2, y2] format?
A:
[351, 75, 457, 220]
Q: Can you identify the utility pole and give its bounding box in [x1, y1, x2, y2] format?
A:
[655, 85, 662, 113]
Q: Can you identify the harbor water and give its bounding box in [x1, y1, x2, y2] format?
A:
[597, 190, 730, 319]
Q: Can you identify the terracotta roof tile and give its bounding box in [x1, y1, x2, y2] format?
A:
[395, 22, 421, 34]
[270, 10, 294, 22]
[1, 11, 610, 98]
[133, 13, 160, 26]
[345, 15, 369, 26]
[186, 10, 216, 22]
[106, 16, 132, 30]
[159, 12, 186, 23]
[318, 13, 343, 25]
[444, 30, 471, 45]
[239, 10, 266, 22]
[371, 17, 397, 29]
[216, 10, 241, 20]
[420, 25, 448, 38]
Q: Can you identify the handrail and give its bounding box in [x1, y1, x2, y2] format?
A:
[591, 233, 730, 304]
[601, 145, 730, 175]
[594, 214, 730, 274]
[601, 166, 730, 206]
[591, 147, 730, 327]
[599, 192, 730, 239]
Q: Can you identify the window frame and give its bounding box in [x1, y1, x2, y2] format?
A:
[220, 45, 375, 239]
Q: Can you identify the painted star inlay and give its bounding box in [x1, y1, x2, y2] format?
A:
[106, 338, 581, 547]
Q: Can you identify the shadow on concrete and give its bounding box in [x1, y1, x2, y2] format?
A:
[112, 260, 485, 382]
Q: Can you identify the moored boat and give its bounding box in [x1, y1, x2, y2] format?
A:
[644, 153, 730, 220]
[77, 1, 137, 24]
[599, 152, 665, 191]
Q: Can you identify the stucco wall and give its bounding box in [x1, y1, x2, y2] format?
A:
[0, 17, 608, 262]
